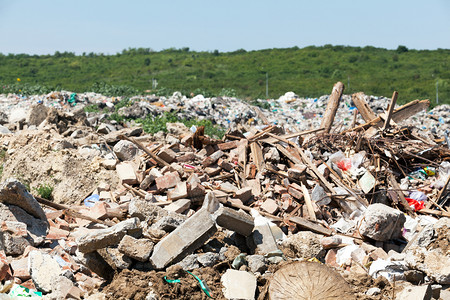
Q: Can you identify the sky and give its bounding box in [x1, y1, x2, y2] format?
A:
[0, 0, 449, 55]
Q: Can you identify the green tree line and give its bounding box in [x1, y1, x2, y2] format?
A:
[0, 45, 449, 105]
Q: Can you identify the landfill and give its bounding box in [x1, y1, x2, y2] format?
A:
[0, 81, 449, 299]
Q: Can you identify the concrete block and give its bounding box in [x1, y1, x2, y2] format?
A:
[359, 203, 406, 241]
[150, 208, 217, 269]
[118, 235, 154, 262]
[116, 163, 138, 185]
[214, 206, 254, 237]
[29, 250, 62, 293]
[220, 182, 238, 194]
[202, 192, 220, 213]
[76, 218, 141, 253]
[221, 269, 256, 300]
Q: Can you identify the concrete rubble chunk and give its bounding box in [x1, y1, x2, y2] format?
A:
[158, 148, 177, 163]
[359, 203, 406, 241]
[116, 163, 138, 185]
[150, 208, 217, 269]
[29, 250, 62, 293]
[164, 199, 191, 214]
[221, 269, 257, 300]
[167, 181, 188, 200]
[281, 231, 325, 259]
[97, 247, 132, 270]
[202, 191, 220, 213]
[235, 187, 253, 203]
[252, 222, 279, 254]
[214, 206, 254, 236]
[395, 285, 432, 300]
[113, 140, 139, 161]
[118, 235, 154, 262]
[0, 179, 47, 221]
[76, 218, 141, 253]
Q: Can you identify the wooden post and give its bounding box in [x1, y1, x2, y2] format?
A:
[382, 91, 399, 130]
[320, 82, 345, 133]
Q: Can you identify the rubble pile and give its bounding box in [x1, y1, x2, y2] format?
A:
[0, 82, 449, 299]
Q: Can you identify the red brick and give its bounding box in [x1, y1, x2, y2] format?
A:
[46, 210, 64, 220]
[260, 199, 279, 215]
[217, 141, 238, 151]
[20, 279, 36, 291]
[155, 171, 181, 190]
[0, 250, 12, 281]
[288, 185, 303, 200]
[10, 257, 30, 280]
[47, 226, 70, 240]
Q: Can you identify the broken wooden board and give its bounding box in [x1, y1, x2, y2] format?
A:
[320, 82, 345, 133]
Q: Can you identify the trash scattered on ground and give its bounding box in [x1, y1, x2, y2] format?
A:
[0, 82, 449, 299]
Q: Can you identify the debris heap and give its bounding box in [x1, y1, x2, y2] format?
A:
[0, 82, 449, 299]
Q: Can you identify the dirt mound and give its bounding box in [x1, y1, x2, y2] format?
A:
[103, 267, 226, 300]
[1, 129, 118, 204]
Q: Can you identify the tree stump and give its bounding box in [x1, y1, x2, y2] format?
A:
[268, 261, 355, 299]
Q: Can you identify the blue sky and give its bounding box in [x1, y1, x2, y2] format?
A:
[0, 0, 449, 55]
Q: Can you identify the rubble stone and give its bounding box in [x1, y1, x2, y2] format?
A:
[150, 208, 217, 269]
[97, 247, 132, 270]
[197, 252, 220, 267]
[359, 203, 406, 241]
[113, 140, 139, 161]
[281, 231, 325, 259]
[118, 235, 154, 262]
[0, 179, 47, 221]
[252, 222, 279, 254]
[29, 250, 62, 293]
[247, 255, 267, 274]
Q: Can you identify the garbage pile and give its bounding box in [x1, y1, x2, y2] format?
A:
[0, 82, 449, 299]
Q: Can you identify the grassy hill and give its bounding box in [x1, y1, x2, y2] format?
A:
[0, 45, 449, 105]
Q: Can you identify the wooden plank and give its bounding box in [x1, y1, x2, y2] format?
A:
[260, 128, 324, 144]
[382, 91, 399, 130]
[320, 82, 345, 133]
[300, 183, 317, 221]
[352, 92, 377, 122]
[275, 144, 303, 165]
[250, 141, 265, 172]
[419, 208, 450, 218]
[387, 173, 414, 215]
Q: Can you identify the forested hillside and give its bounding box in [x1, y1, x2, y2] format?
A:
[1, 45, 449, 105]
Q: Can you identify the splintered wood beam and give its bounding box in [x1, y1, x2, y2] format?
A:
[342, 99, 430, 133]
[387, 173, 415, 215]
[250, 141, 265, 172]
[382, 91, 399, 130]
[320, 82, 345, 133]
[352, 92, 377, 122]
